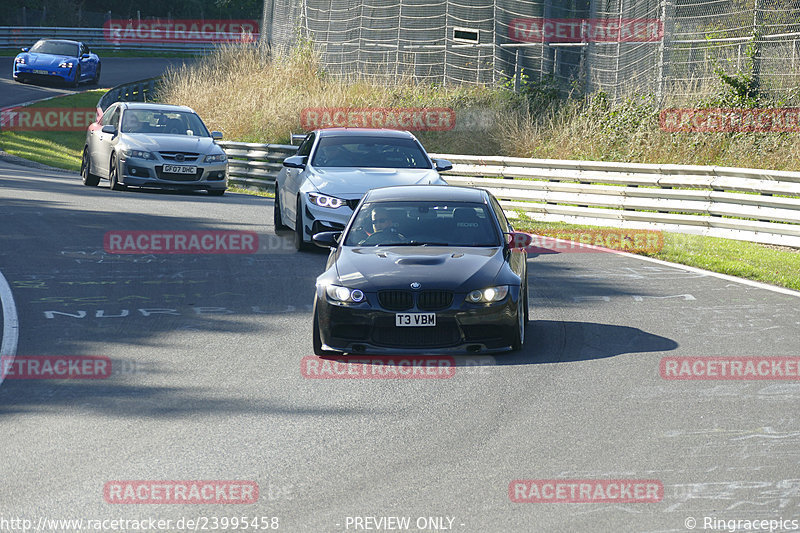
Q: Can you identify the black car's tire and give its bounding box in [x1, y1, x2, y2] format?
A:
[523, 280, 529, 324]
[72, 66, 81, 88]
[91, 64, 101, 85]
[294, 197, 311, 251]
[81, 148, 100, 186]
[313, 305, 336, 356]
[511, 288, 526, 351]
[207, 189, 225, 196]
[273, 189, 287, 231]
[109, 153, 125, 191]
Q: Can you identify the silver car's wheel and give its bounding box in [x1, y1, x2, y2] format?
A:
[274, 189, 287, 231]
[109, 153, 125, 191]
[81, 148, 100, 186]
[294, 197, 311, 251]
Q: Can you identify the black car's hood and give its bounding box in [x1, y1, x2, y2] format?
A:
[334, 246, 505, 290]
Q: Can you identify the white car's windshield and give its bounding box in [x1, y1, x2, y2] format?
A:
[121, 110, 211, 136]
[344, 201, 501, 247]
[30, 40, 79, 57]
[311, 136, 431, 168]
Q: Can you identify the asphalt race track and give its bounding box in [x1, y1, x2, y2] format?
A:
[1, 66, 799, 532]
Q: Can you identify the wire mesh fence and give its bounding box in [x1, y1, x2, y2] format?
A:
[263, 0, 800, 102]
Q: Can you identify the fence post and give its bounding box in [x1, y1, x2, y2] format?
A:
[752, 0, 763, 90]
[514, 47, 521, 92]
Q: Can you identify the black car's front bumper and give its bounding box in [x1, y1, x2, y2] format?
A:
[315, 290, 520, 354]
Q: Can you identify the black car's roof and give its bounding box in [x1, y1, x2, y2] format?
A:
[364, 185, 487, 203]
[316, 128, 415, 139]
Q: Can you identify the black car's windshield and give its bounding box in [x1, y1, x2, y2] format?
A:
[120, 109, 211, 136]
[344, 201, 502, 247]
[30, 40, 79, 57]
[311, 136, 431, 168]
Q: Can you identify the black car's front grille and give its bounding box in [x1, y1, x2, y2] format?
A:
[331, 324, 370, 341]
[155, 166, 203, 181]
[159, 151, 200, 162]
[378, 290, 413, 311]
[417, 290, 453, 311]
[372, 317, 461, 347]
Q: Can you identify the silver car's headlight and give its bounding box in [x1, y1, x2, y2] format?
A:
[59, 61, 73, 68]
[122, 149, 155, 160]
[308, 192, 344, 209]
[326, 285, 365, 303]
[466, 285, 509, 303]
[204, 153, 227, 163]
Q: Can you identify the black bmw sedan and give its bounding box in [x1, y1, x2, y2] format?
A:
[311, 185, 532, 355]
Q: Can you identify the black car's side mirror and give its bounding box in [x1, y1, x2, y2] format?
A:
[312, 231, 341, 249]
[505, 232, 533, 249]
[283, 155, 306, 169]
[101, 125, 117, 135]
[433, 159, 453, 172]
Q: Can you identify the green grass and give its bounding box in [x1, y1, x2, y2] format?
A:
[0, 89, 105, 172]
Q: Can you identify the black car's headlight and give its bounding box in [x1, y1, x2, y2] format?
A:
[466, 285, 509, 303]
[14, 57, 25, 64]
[122, 149, 155, 160]
[204, 153, 227, 163]
[59, 61, 74, 68]
[308, 192, 344, 209]
[326, 285, 365, 303]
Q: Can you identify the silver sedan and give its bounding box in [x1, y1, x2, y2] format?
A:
[81, 102, 228, 195]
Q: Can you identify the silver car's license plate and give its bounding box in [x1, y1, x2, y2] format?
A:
[162, 165, 197, 174]
[395, 313, 436, 327]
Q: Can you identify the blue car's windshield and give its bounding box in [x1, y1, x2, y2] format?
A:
[120, 110, 211, 136]
[30, 40, 79, 57]
[311, 136, 431, 169]
[344, 201, 502, 247]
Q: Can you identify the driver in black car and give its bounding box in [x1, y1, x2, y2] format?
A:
[353, 207, 407, 245]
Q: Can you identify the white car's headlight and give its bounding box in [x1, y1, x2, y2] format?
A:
[122, 149, 155, 160]
[15, 57, 25, 64]
[466, 285, 509, 303]
[326, 285, 365, 303]
[59, 61, 73, 68]
[204, 153, 227, 163]
[308, 192, 344, 209]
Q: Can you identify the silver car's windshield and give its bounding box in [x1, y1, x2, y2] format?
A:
[311, 136, 431, 168]
[30, 40, 79, 57]
[344, 201, 502, 247]
[121, 110, 211, 136]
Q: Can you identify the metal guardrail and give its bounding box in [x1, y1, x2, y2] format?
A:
[97, 77, 159, 113]
[217, 142, 800, 248]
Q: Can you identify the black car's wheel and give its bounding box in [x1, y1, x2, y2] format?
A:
[523, 280, 529, 324]
[313, 305, 336, 356]
[91, 64, 101, 85]
[72, 66, 81, 88]
[511, 287, 526, 351]
[81, 148, 100, 186]
[109, 153, 125, 191]
[207, 189, 225, 196]
[273, 189, 287, 231]
[294, 197, 311, 251]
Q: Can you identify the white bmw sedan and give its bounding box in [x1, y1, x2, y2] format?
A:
[274, 128, 452, 250]
[81, 102, 228, 195]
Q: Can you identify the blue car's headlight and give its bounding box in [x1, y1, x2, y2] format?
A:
[122, 149, 155, 160]
[58, 61, 74, 68]
[308, 192, 344, 209]
[14, 57, 25, 64]
[326, 285, 365, 303]
[204, 153, 227, 163]
[466, 285, 509, 303]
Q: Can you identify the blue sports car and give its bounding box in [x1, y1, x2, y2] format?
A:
[13, 39, 101, 87]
